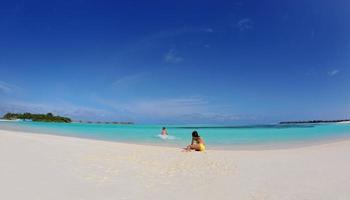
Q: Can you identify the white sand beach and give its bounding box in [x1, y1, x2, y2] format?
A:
[0, 119, 21, 122]
[1, 129, 350, 200]
[337, 121, 350, 124]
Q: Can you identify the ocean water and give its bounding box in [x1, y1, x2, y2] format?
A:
[1, 121, 350, 149]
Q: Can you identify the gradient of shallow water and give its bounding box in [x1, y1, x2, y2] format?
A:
[1, 121, 350, 149]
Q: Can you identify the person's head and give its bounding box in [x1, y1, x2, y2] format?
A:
[192, 130, 199, 138]
[162, 127, 166, 130]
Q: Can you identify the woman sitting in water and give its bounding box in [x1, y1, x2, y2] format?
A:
[185, 131, 206, 151]
[161, 127, 168, 136]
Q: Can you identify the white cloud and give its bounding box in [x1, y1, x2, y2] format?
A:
[164, 49, 183, 63]
[0, 81, 19, 94]
[237, 18, 254, 31]
[329, 69, 339, 77]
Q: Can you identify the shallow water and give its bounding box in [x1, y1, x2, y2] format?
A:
[1, 121, 350, 149]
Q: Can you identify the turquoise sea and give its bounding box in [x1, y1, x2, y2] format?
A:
[1, 121, 350, 149]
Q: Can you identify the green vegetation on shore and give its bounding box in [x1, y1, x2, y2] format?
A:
[2, 112, 71, 123]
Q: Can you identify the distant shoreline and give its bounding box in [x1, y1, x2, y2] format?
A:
[75, 120, 134, 125]
[280, 119, 350, 124]
[0, 119, 135, 125]
[2, 112, 71, 123]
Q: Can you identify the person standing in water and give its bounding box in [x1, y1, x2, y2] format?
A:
[161, 127, 168, 136]
[185, 131, 206, 151]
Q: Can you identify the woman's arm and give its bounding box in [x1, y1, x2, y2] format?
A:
[200, 137, 205, 145]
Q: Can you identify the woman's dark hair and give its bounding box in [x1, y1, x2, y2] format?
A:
[192, 130, 199, 137]
[162, 127, 166, 130]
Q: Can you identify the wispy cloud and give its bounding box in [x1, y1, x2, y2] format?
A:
[311, 29, 315, 39]
[0, 1, 24, 25]
[113, 73, 147, 88]
[232, 1, 244, 10]
[128, 97, 207, 116]
[0, 81, 20, 94]
[126, 97, 256, 122]
[237, 18, 254, 31]
[203, 28, 214, 33]
[204, 44, 210, 48]
[119, 27, 214, 55]
[329, 69, 339, 77]
[93, 96, 253, 123]
[180, 113, 251, 122]
[149, 27, 214, 41]
[164, 49, 183, 63]
[93, 97, 208, 117]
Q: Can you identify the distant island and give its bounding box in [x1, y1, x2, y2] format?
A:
[1, 112, 134, 124]
[280, 119, 350, 124]
[2, 112, 72, 123]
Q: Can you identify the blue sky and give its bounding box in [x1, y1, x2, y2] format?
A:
[1, 0, 350, 124]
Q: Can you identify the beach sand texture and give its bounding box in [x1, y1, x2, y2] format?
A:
[1, 129, 350, 200]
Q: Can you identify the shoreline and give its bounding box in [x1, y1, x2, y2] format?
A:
[3, 127, 350, 154]
[1, 126, 350, 151]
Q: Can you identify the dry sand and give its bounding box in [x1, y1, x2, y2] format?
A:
[1, 129, 350, 200]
